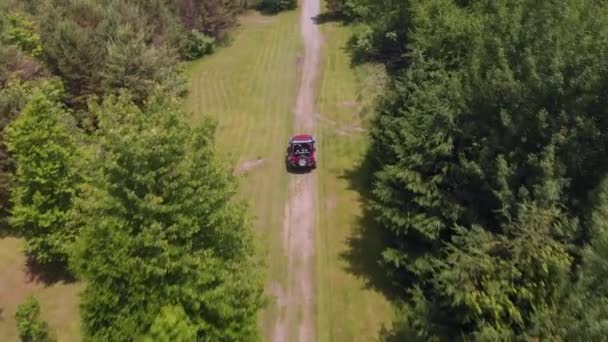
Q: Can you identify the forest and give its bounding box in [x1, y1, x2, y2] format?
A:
[2, 0, 608, 340]
[0, 0, 300, 340]
[332, 0, 608, 339]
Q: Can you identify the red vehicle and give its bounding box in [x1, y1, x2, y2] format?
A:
[286, 134, 316, 170]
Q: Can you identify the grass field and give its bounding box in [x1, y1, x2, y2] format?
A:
[0, 237, 83, 341]
[0, 7, 394, 342]
[186, 7, 394, 341]
[185, 9, 301, 338]
[315, 20, 394, 341]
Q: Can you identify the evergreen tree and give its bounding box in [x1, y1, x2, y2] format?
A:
[0, 79, 33, 226]
[71, 94, 264, 341]
[102, 26, 183, 105]
[365, 0, 608, 338]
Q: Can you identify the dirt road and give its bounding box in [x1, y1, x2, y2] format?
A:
[271, 0, 321, 341]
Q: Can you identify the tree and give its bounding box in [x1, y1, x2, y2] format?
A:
[0, 79, 34, 226]
[101, 26, 183, 105]
[1, 12, 42, 57]
[15, 295, 54, 342]
[39, 14, 106, 108]
[553, 178, 608, 339]
[141, 305, 198, 342]
[365, 0, 608, 338]
[5, 81, 81, 265]
[71, 93, 264, 341]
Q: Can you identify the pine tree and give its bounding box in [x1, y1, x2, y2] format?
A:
[71, 93, 264, 341]
[365, 0, 608, 338]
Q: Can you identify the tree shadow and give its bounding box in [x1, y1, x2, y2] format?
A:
[338, 148, 401, 302]
[312, 11, 349, 25]
[0, 223, 11, 238]
[378, 323, 427, 342]
[255, 4, 296, 16]
[25, 257, 76, 286]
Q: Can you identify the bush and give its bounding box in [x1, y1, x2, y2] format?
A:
[260, 0, 297, 12]
[2, 12, 42, 57]
[179, 30, 215, 60]
[15, 296, 54, 342]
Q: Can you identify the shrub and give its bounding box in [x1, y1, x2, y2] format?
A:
[179, 30, 215, 60]
[15, 296, 54, 342]
[260, 0, 297, 12]
[2, 13, 42, 57]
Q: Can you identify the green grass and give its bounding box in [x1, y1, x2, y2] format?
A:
[0, 237, 83, 342]
[186, 8, 395, 341]
[315, 20, 394, 341]
[185, 9, 301, 338]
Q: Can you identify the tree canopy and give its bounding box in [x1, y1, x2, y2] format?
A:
[351, 0, 608, 339]
[5, 81, 80, 265]
[71, 94, 264, 341]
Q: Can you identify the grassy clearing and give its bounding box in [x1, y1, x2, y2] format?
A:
[185, 9, 301, 338]
[315, 20, 394, 341]
[0, 237, 83, 342]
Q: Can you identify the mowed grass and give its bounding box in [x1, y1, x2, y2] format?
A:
[0, 237, 83, 341]
[184, 9, 300, 338]
[315, 21, 394, 341]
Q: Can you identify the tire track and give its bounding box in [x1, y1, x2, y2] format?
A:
[271, 0, 322, 341]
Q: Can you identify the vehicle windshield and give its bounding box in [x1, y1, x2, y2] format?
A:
[292, 143, 312, 155]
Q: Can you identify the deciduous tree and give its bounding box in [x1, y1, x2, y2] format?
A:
[71, 94, 264, 341]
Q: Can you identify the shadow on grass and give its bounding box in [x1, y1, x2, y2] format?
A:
[25, 257, 76, 286]
[378, 323, 427, 342]
[0, 214, 14, 238]
[338, 148, 400, 302]
[312, 11, 349, 25]
[255, 3, 297, 16]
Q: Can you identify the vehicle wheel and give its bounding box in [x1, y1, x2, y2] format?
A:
[297, 157, 308, 168]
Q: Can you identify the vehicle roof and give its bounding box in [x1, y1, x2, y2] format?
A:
[291, 134, 314, 142]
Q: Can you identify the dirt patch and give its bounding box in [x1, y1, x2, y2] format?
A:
[271, 0, 321, 341]
[235, 158, 265, 175]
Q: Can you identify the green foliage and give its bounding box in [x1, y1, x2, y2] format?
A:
[0, 79, 34, 224]
[101, 26, 183, 104]
[175, 0, 242, 38]
[551, 178, 608, 340]
[179, 30, 215, 61]
[2, 12, 42, 57]
[325, 0, 360, 18]
[15, 296, 54, 342]
[140, 305, 197, 342]
[3, 0, 245, 109]
[260, 0, 297, 12]
[363, 0, 608, 338]
[39, 10, 106, 107]
[5, 81, 81, 265]
[71, 94, 264, 341]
